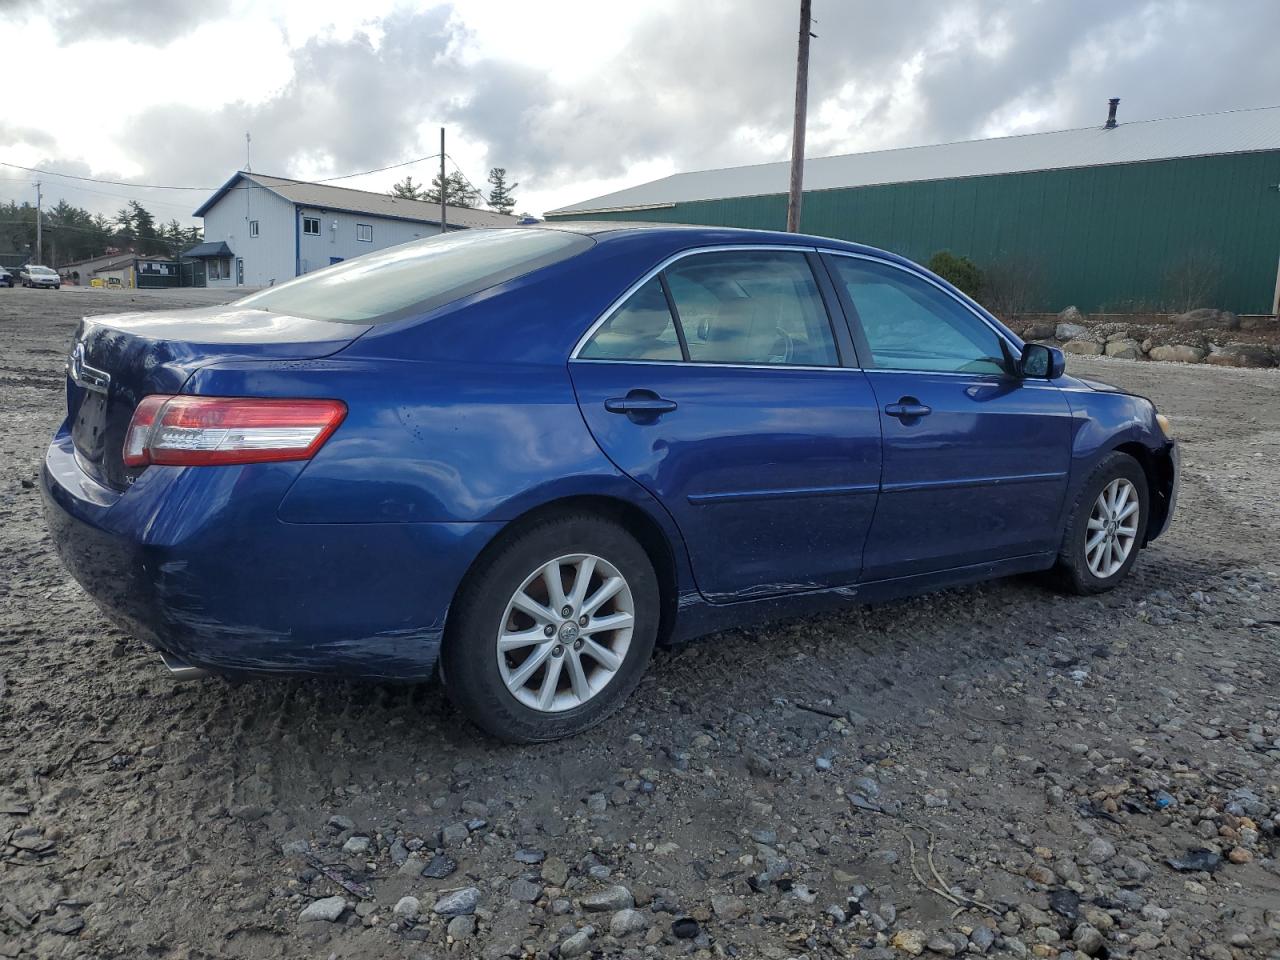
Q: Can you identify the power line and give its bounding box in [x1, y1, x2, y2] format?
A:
[0, 161, 219, 190]
[1, 178, 207, 214]
[0, 152, 446, 193]
[444, 155, 499, 212]
[317, 153, 441, 182]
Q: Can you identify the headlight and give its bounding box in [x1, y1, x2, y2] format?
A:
[1156, 413, 1173, 439]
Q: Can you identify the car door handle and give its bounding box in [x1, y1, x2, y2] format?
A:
[884, 398, 932, 420]
[604, 391, 678, 421]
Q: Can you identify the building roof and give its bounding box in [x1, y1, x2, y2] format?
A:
[92, 255, 151, 273]
[548, 104, 1280, 216]
[57, 250, 139, 269]
[194, 172, 520, 229]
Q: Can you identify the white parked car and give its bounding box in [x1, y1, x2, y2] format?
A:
[20, 265, 61, 289]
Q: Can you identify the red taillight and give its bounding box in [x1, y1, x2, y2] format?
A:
[122, 396, 347, 468]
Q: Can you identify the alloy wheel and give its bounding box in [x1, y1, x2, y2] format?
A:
[496, 553, 635, 713]
[1084, 477, 1139, 578]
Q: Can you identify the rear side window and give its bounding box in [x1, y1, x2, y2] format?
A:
[577, 277, 682, 361]
[666, 250, 838, 366]
[578, 248, 839, 367]
[237, 229, 593, 323]
[830, 257, 1007, 375]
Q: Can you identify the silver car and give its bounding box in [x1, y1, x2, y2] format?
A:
[20, 265, 61, 289]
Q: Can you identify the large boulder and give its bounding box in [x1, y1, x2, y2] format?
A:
[1022, 320, 1057, 341]
[1206, 344, 1275, 368]
[1055, 306, 1087, 342]
[1148, 344, 1206, 363]
[1172, 308, 1240, 331]
[1104, 339, 1142, 360]
[1061, 339, 1103, 355]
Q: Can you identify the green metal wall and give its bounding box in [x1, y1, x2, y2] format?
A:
[548, 152, 1280, 314]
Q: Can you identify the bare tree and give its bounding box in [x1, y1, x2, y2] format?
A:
[1161, 249, 1223, 313]
[982, 255, 1047, 320]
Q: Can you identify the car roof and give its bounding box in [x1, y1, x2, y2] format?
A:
[530, 220, 911, 265]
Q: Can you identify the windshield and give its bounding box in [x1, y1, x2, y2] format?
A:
[237, 228, 593, 323]
[31, 266, 56, 276]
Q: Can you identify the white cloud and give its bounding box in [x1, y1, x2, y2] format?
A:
[2, 0, 1278, 223]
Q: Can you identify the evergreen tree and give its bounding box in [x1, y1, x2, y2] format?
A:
[424, 170, 481, 209]
[114, 206, 136, 243]
[389, 176, 428, 200]
[129, 200, 165, 255]
[486, 168, 518, 215]
[0, 196, 195, 263]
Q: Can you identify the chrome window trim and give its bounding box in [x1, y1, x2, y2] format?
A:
[569, 244, 828, 362]
[571, 357, 1057, 388]
[570, 357, 859, 373]
[818, 248, 1022, 356]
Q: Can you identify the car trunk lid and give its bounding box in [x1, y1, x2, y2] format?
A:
[67, 304, 369, 491]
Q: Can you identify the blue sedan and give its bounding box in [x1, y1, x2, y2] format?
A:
[42, 225, 1177, 742]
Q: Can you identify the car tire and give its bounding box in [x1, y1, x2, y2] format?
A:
[1053, 451, 1149, 595]
[441, 513, 659, 743]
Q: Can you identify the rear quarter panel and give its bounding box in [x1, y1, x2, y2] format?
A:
[181, 357, 655, 524]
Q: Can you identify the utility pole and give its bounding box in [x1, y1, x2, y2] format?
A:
[786, 0, 812, 233]
[440, 127, 447, 234]
[35, 180, 43, 263]
[245, 131, 253, 172]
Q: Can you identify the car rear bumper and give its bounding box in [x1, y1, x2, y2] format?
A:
[41, 428, 498, 681]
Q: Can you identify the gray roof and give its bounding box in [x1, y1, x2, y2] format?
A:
[195, 172, 519, 229]
[548, 105, 1280, 215]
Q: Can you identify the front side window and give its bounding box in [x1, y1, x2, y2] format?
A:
[249, 220, 259, 237]
[356, 223, 373, 242]
[578, 276, 682, 361]
[302, 216, 320, 236]
[830, 257, 1007, 375]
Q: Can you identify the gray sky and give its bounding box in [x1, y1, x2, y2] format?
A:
[2, 0, 1277, 222]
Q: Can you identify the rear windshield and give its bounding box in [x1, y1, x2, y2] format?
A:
[236, 228, 593, 323]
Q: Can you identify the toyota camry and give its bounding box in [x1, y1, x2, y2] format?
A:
[42, 224, 1177, 742]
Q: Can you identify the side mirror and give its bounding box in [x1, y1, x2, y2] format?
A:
[1020, 342, 1065, 380]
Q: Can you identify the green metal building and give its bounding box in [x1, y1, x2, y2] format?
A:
[546, 105, 1280, 314]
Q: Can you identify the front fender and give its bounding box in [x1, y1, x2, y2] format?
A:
[1059, 383, 1176, 543]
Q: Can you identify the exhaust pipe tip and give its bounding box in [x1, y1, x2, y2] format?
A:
[159, 650, 211, 682]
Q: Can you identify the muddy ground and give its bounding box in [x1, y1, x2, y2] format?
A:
[1, 287, 1277, 960]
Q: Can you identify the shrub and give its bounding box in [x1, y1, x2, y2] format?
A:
[925, 250, 983, 299]
[982, 255, 1047, 318]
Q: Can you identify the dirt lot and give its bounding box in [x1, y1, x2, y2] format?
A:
[1, 287, 1277, 960]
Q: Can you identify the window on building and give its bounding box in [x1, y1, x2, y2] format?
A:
[207, 258, 222, 281]
[829, 257, 1008, 375]
[303, 216, 321, 236]
[356, 223, 373, 242]
[249, 220, 259, 238]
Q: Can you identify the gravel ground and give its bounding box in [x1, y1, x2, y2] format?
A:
[1, 287, 1277, 960]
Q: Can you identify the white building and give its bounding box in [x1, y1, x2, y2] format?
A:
[189, 172, 520, 289]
